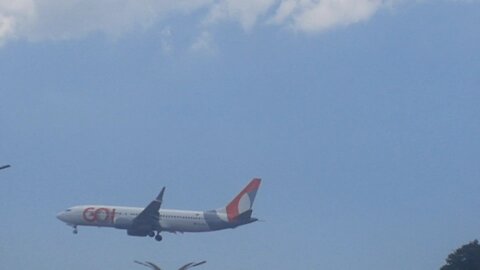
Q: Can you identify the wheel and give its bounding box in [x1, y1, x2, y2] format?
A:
[148, 231, 155, 237]
[155, 234, 162, 241]
[73, 229, 78, 234]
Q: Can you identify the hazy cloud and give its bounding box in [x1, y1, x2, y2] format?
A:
[0, 0, 35, 44]
[289, 0, 384, 33]
[31, 0, 215, 40]
[205, 0, 276, 30]
[0, 0, 212, 43]
[0, 0, 476, 45]
[190, 31, 215, 53]
[160, 27, 174, 54]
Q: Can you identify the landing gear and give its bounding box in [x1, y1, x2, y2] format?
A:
[154, 233, 162, 242]
[72, 225, 78, 234]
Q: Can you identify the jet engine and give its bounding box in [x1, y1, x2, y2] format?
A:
[114, 217, 133, 229]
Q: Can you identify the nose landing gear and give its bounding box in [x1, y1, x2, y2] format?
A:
[72, 225, 78, 234]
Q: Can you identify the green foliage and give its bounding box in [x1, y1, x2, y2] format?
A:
[441, 240, 480, 270]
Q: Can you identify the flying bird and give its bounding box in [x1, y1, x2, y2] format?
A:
[178, 261, 207, 270]
[0, 164, 11, 170]
[134, 260, 206, 270]
[134, 261, 162, 270]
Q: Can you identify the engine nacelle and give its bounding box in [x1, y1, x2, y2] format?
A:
[127, 229, 149, 236]
[126, 223, 154, 236]
[113, 217, 133, 229]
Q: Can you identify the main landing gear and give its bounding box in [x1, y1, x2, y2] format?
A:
[148, 231, 162, 241]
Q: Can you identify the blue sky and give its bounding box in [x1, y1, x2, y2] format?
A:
[1, 1, 480, 269]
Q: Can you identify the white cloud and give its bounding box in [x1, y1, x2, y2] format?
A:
[291, 0, 384, 33]
[0, 0, 213, 43]
[27, 0, 214, 40]
[0, 0, 475, 45]
[270, 0, 298, 25]
[0, 0, 35, 43]
[0, 15, 14, 42]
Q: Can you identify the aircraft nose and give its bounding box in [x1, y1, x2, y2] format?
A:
[56, 211, 66, 221]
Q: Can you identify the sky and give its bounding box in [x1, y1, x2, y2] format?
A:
[1, 0, 480, 269]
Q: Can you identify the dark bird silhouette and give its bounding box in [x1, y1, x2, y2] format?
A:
[135, 260, 206, 270]
[178, 261, 207, 270]
[0, 164, 11, 170]
[135, 261, 162, 270]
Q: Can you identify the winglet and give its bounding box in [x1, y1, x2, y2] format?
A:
[156, 187, 165, 202]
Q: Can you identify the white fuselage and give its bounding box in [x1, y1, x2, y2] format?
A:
[57, 205, 229, 233]
[57, 178, 261, 240]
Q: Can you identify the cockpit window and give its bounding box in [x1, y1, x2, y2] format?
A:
[65, 209, 72, 212]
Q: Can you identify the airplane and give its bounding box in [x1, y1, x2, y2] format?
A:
[134, 260, 206, 270]
[57, 178, 261, 241]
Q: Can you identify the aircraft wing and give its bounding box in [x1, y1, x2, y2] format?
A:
[131, 187, 165, 232]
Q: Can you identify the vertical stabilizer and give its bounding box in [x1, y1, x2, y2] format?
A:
[222, 178, 261, 222]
